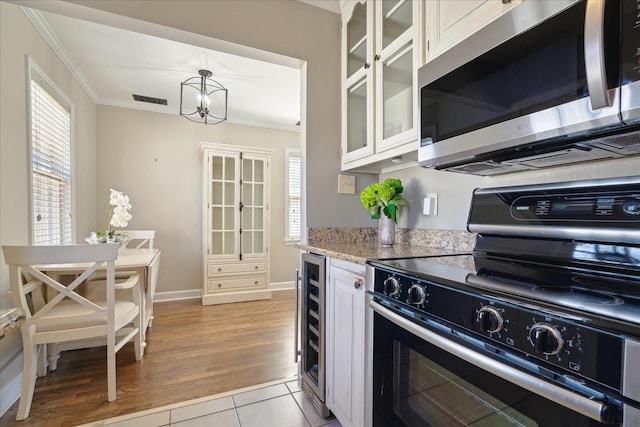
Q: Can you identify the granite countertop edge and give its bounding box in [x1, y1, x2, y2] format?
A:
[295, 242, 470, 265]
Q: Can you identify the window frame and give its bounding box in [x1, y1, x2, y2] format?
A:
[284, 148, 301, 244]
[27, 57, 76, 246]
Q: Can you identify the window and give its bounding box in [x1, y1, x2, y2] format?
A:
[29, 62, 73, 245]
[285, 148, 301, 242]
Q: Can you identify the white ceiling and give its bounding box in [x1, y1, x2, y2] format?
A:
[26, 3, 343, 131]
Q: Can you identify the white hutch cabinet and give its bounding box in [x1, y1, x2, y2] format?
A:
[201, 142, 273, 305]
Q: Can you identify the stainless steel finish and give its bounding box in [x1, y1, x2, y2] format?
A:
[467, 176, 640, 244]
[584, 0, 611, 110]
[623, 339, 640, 401]
[624, 405, 640, 427]
[370, 300, 612, 423]
[418, 93, 621, 169]
[467, 224, 640, 245]
[417, 0, 638, 175]
[294, 268, 301, 363]
[621, 80, 640, 124]
[472, 175, 640, 194]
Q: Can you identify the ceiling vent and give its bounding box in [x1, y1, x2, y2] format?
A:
[132, 94, 167, 105]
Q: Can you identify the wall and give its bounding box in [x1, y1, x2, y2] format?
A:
[96, 106, 301, 293]
[27, 0, 370, 230]
[382, 157, 640, 230]
[0, 1, 97, 415]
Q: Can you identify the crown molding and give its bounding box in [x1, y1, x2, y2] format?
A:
[21, 7, 99, 103]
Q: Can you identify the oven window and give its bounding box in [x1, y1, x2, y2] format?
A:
[373, 313, 619, 427]
[394, 342, 536, 426]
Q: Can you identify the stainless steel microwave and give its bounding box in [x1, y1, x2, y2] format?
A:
[418, 0, 640, 176]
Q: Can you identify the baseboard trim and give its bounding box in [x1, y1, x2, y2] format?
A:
[154, 283, 294, 303]
[270, 281, 295, 291]
[1, 371, 21, 417]
[153, 289, 201, 302]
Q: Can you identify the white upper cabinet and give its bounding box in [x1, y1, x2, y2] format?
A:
[341, 0, 423, 171]
[424, 0, 522, 61]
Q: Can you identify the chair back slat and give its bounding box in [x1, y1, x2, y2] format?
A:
[123, 230, 155, 250]
[22, 264, 105, 318]
[2, 245, 119, 322]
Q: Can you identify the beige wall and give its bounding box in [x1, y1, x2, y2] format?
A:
[96, 106, 301, 293]
[36, 0, 370, 229]
[0, 1, 97, 414]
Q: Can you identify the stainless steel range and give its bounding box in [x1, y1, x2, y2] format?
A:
[368, 176, 640, 427]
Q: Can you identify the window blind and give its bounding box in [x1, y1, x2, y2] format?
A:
[287, 151, 301, 241]
[30, 78, 72, 246]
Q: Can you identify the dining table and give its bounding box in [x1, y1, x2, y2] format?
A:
[37, 247, 161, 370]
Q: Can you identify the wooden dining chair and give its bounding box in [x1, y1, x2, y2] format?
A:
[2, 244, 143, 421]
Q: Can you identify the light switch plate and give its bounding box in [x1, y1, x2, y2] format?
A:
[338, 174, 356, 194]
[423, 193, 438, 215]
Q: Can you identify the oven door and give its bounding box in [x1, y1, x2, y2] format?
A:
[371, 300, 624, 427]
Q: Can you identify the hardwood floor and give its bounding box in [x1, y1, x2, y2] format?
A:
[0, 290, 298, 427]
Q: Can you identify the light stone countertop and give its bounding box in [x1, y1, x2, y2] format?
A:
[296, 242, 472, 265]
[299, 227, 477, 265]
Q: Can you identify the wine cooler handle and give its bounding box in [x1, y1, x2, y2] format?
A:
[294, 269, 301, 363]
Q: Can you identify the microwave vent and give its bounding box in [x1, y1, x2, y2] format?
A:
[595, 132, 640, 154]
[513, 147, 619, 168]
[447, 161, 520, 176]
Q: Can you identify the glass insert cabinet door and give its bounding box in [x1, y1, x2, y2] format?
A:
[207, 151, 268, 259]
[209, 153, 239, 256]
[240, 156, 266, 256]
[343, 0, 374, 161]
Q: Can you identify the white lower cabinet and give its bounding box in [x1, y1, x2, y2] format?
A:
[326, 258, 367, 427]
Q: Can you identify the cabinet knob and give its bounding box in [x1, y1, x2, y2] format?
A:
[218, 267, 222, 272]
[364, 62, 370, 69]
[255, 265, 259, 270]
[374, 54, 380, 61]
[255, 280, 259, 285]
[354, 278, 363, 289]
[218, 283, 222, 287]
[501, 0, 511, 3]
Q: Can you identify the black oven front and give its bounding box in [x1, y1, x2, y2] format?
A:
[371, 296, 634, 427]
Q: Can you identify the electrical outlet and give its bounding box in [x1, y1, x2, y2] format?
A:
[338, 174, 356, 194]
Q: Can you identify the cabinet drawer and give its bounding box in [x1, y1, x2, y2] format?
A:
[208, 262, 265, 276]
[207, 276, 265, 292]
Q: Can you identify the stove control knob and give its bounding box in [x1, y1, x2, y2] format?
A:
[408, 284, 426, 305]
[476, 306, 503, 334]
[383, 277, 400, 296]
[529, 323, 564, 356]
[622, 198, 640, 216]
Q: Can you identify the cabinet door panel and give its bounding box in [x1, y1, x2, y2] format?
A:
[328, 265, 365, 427]
[347, 1, 368, 77]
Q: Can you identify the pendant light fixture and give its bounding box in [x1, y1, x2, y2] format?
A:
[180, 69, 228, 125]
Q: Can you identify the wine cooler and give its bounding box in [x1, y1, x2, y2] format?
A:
[295, 252, 330, 417]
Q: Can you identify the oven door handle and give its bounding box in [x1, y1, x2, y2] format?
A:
[370, 300, 615, 424]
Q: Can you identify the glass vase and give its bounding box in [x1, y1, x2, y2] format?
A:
[379, 216, 395, 247]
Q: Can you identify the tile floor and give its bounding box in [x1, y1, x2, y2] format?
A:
[77, 377, 342, 427]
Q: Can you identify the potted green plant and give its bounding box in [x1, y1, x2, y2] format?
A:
[359, 178, 405, 246]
